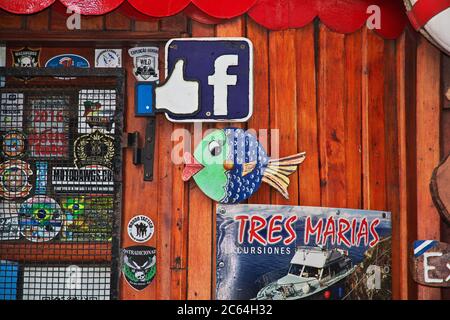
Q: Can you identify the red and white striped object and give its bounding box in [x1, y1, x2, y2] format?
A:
[405, 0, 450, 54]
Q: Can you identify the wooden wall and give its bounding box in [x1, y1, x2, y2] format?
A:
[0, 8, 448, 300]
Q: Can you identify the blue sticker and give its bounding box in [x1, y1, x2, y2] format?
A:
[35, 162, 48, 195]
[0, 260, 18, 300]
[135, 83, 155, 117]
[45, 54, 90, 79]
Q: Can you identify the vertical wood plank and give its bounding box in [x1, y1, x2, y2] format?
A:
[396, 30, 418, 300]
[268, 29, 299, 205]
[105, 11, 131, 31]
[170, 123, 189, 300]
[416, 38, 441, 300]
[26, 9, 49, 31]
[317, 24, 346, 208]
[296, 23, 321, 207]
[134, 20, 159, 32]
[216, 16, 245, 38]
[155, 42, 173, 300]
[120, 47, 158, 300]
[159, 14, 188, 33]
[186, 21, 215, 300]
[441, 55, 450, 301]
[0, 10, 23, 30]
[362, 30, 387, 211]
[384, 39, 401, 300]
[247, 18, 271, 205]
[344, 29, 363, 209]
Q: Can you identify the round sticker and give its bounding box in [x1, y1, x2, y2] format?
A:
[19, 195, 63, 242]
[2, 131, 26, 158]
[0, 160, 33, 200]
[127, 215, 154, 243]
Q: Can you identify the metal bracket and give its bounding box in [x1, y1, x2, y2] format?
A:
[122, 118, 156, 181]
[143, 118, 156, 181]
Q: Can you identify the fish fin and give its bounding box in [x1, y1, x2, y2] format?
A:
[242, 161, 257, 177]
[268, 152, 306, 166]
[262, 152, 306, 198]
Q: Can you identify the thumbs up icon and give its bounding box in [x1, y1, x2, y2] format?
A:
[155, 59, 200, 115]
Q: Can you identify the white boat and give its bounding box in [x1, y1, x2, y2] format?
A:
[255, 246, 356, 300]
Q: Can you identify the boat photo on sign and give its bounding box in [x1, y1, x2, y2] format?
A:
[216, 204, 392, 300]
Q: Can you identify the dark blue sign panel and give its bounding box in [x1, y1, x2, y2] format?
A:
[165, 38, 253, 122]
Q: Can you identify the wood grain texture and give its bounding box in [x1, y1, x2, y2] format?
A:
[269, 29, 299, 205]
[318, 24, 346, 208]
[296, 23, 320, 207]
[0, 7, 447, 300]
[344, 29, 363, 210]
[119, 49, 158, 300]
[246, 18, 271, 205]
[105, 11, 131, 31]
[416, 37, 441, 300]
[396, 30, 419, 300]
[430, 153, 450, 224]
[384, 39, 400, 300]
[186, 21, 216, 300]
[362, 29, 387, 212]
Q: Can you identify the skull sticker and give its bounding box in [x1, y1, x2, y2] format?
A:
[122, 245, 156, 291]
[12, 47, 40, 81]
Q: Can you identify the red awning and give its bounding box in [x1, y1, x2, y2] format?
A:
[0, 0, 410, 39]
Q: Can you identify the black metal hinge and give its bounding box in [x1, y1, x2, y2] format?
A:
[122, 117, 156, 181]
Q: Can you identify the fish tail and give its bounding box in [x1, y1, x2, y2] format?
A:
[262, 152, 306, 199]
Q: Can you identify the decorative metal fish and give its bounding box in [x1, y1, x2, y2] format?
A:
[182, 128, 306, 204]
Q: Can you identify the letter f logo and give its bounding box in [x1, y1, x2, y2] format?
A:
[208, 55, 239, 116]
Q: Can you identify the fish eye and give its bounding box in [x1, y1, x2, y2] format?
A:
[208, 140, 222, 156]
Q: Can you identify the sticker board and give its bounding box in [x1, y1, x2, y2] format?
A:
[0, 260, 19, 300]
[22, 266, 111, 300]
[27, 96, 70, 158]
[78, 89, 116, 134]
[411, 240, 450, 287]
[216, 204, 392, 300]
[0, 93, 23, 131]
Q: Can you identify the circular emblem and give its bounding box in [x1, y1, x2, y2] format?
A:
[95, 49, 122, 68]
[2, 131, 26, 158]
[0, 160, 33, 200]
[19, 195, 63, 242]
[127, 215, 154, 243]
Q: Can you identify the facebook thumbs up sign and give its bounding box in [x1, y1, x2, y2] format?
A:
[155, 60, 199, 115]
[135, 38, 253, 122]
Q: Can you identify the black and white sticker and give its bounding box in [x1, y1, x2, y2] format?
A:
[128, 47, 159, 82]
[127, 215, 154, 243]
[0, 200, 20, 240]
[0, 93, 23, 131]
[52, 166, 114, 194]
[95, 49, 122, 68]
